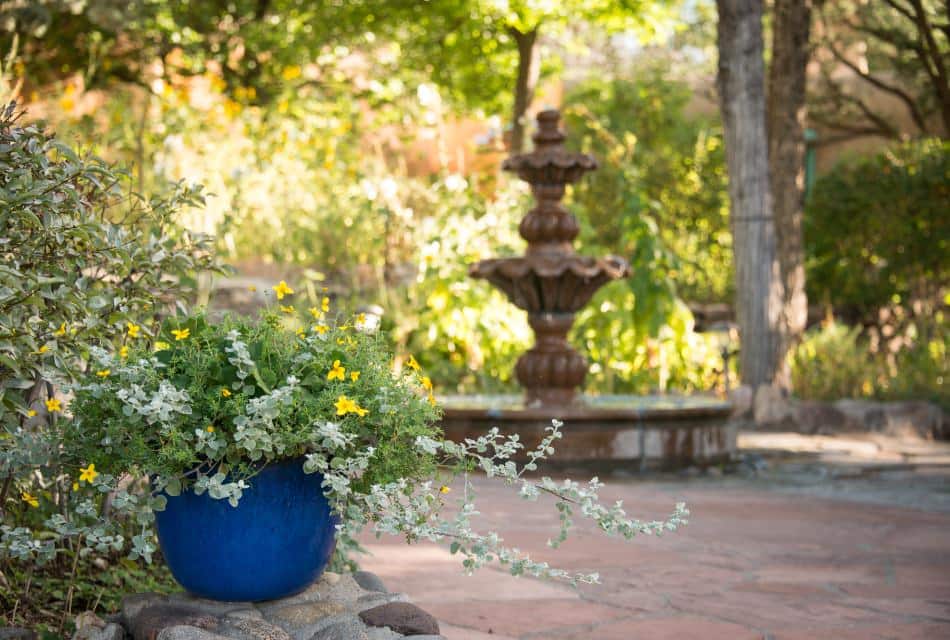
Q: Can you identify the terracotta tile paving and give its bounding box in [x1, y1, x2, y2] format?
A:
[358, 458, 950, 639]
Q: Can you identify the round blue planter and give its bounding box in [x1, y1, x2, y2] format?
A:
[154, 459, 337, 602]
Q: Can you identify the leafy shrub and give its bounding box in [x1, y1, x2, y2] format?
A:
[806, 138, 949, 322]
[0, 105, 222, 630]
[790, 318, 948, 409]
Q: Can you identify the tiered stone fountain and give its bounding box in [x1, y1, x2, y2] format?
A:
[439, 110, 734, 471]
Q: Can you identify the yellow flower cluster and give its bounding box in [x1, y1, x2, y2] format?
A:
[335, 395, 368, 417]
[405, 355, 436, 407]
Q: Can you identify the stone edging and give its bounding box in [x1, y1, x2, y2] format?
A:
[70, 572, 445, 640]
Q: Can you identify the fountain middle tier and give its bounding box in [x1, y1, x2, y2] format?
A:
[469, 253, 630, 314]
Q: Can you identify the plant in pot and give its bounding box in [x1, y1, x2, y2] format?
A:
[64, 296, 688, 602]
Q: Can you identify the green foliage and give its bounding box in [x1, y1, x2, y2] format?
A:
[790, 318, 948, 409]
[805, 139, 949, 321]
[386, 179, 533, 393]
[565, 68, 732, 304]
[0, 105, 222, 629]
[67, 308, 441, 497]
[1, 555, 177, 634]
[558, 70, 730, 393]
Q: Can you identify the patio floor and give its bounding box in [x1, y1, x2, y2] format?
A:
[357, 433, 950, 639]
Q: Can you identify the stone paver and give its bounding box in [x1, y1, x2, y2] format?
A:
[357, 444, 950, 639]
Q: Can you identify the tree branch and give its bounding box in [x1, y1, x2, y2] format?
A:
[827, 42, 929, 132]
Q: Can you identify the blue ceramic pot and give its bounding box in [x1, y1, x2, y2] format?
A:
[154, 458, 337, 601]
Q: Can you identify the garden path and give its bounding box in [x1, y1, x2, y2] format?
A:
[358, 434, 950, 639]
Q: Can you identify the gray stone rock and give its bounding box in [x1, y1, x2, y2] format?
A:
[355, 593, 408, 613]
[72, 616, 125, 640]
[0, 628, 37, 640]
[881, 401, 944, 439]
[224, 612, 264, 622]
[364, 628, 401, 640]
[729, 384, 753, 418]
[307, 619, 369, 640]
[352, 572, 387, 594]
[832, 399, 946, 439]
[265, 602, 347, 629]
[321, 575, 363, 604]
[156, 626, 232, 640]
[121, 593, 169, 629]
[793, 401, 854, 435]
[224, 618, 292, 640]
[130, 604, 221, 640]
[359, 603, 439, 637]
[753, 385, 795, 428]
[403, 637, 447, 640]
[166, 594, 253, 617]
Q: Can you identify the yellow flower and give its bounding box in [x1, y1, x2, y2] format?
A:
[281, 65, 302, 81]
[280, 305, 296, 314]
[72, 482, 79, 492]
[308, 307, 323, 320]
[327, 360, 346, 381]
[312, 324, 329, 335]
[34, 345, 49, 355]
[27, 409, 37, 417]
[96, 369, 110, 378]
[439, 485, 451, 494]
[45, 398, 62, 413]
[206, 425, 215, 433]
[171, 328, 190, 341]
[21, 491, 39, 508]
[221, 388, 232, 397]
[356, 313, 366, 325]
[154, 341, 170, 351]
[295, 327, 305, 338]
[248, 285, 257, 292]
[127, 322, 141, 338]
[335, 395, 368, 417]
[54, 322, 67, 337]
[119, 346, 129, 359]
[428, 393, 437, 407]
[321, 296, 330, 313]
[421, 376, 433, 391]
[407, 355, 421, 371]
[272, 280, 294, 300]
[79, 463, 98, 484]
[350, 371, 360, 382]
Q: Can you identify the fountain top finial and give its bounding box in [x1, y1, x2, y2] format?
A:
[532, 109, 566, 149]
[502, 109, 598, 182]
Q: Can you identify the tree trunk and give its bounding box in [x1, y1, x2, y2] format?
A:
[768, 0, 811, 390]
[510, 27, 539, 153]
[716, 0, 784, 389]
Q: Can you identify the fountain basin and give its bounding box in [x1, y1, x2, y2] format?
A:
[439, 394, 735, 472]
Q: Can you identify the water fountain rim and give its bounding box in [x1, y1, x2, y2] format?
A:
[439, 393, 732, 421]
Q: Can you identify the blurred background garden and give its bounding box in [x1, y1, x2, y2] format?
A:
[0, 0, 947, 633]
[3, 0, 947, 402]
